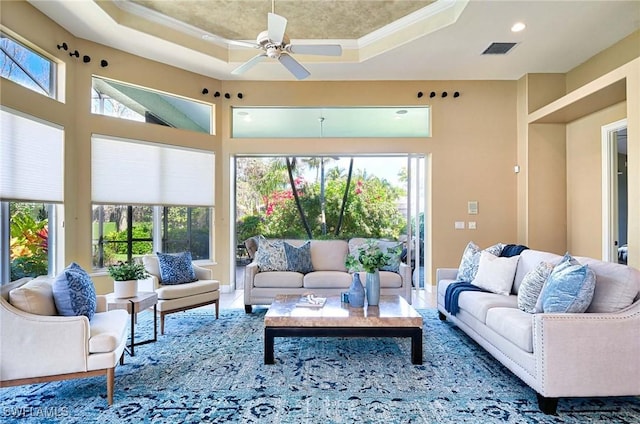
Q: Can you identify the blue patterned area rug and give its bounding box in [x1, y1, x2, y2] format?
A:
[2, 308, 639, 423]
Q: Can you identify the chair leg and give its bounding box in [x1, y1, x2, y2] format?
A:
[106, 367, 115, 405]
[214, 298, 219, 319]
[160, 313, 165, 335]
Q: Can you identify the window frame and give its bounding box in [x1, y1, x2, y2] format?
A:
[92, 204, 212, 269]
[0, 31, 57, 99]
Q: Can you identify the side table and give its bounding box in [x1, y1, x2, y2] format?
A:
[106, 291, 158, 357]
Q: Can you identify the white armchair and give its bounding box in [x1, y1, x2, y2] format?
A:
[0, 276, 129, 405]
[140, 254, 220, 335]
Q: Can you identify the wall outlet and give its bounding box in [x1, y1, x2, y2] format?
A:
[468, 221, 477, 230]
[455, 221, 465, 230]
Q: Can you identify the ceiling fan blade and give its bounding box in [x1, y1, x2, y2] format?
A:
[278, 54, 310, 80]
[227, 39, 261, 49]
[268, 12, 288, 45]
[288, 44, 342, 56]
[231, 53, 267, 75]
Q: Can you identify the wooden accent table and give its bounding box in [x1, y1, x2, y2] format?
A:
[264, 295, 423, 365]
[106, 291, 158, 357]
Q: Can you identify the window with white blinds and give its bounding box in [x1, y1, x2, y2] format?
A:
[91, 135, 214, 206]
[0, 107, 64, 202]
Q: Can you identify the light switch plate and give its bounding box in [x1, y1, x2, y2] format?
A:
[455, 221, 465, 229]
[468, 201, 478, 215]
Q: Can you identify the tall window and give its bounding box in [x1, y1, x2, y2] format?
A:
[91, 135, 214, 269]
[1, 108, 63, 283]
[0, 32, 56, 98]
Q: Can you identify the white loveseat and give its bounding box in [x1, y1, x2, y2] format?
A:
[436, 249, 640, 414]
[244, 238, 412, 312]
[0, 276, 129, 405]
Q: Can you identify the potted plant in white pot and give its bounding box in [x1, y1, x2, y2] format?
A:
[108, 261, 149, 298]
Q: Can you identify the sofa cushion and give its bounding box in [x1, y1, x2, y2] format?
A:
[254, 271, 303, 288]
[52, 262, 97, 320]
[486, 307, 533, 353]
[577, 257, 640, 313]
[89, 310, 128, 353]
[255, 239, 288, 272]
[456, 241, 504, 282]
[303, 271, 352, 289]
[356, 271, 403, 288]
[517, 261, 554, 313]
[457, 291, 518, 323]
[9, 278, 57, 316]
[310, 240, 348, 272]
[471, 251, 519, 296]
[284, 241, 313, 274]
[538, 259, 596, 313]
[156, 251, 197, 285]
[513, 250, 563, 294]
[156, 279, 220, 300]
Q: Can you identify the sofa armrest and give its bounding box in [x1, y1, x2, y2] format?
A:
[193, 263, 213, 280]
[1, 298, 90, 381]
[436, 268, 458, 283]
[244, 262, 259, 291]
[533, 303, 640, 397]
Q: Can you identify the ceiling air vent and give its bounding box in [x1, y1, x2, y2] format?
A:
[482, 42, 518, 55]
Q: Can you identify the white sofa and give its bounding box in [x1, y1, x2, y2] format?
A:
[244, 238, 412, 312]
[436, 249, 640, 414]
[0, 276, 129, 405]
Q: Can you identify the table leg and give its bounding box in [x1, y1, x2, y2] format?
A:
[152, 304, 157, 342]
[129, 299, 135, 356]
[264, 328, 275, 364]
[411, 328, 423, 365]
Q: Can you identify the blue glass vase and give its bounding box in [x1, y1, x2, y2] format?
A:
[348, 273, 365, 308]
[366, 270, 380, 306]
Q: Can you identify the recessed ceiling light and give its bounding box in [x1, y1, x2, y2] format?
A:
[511, 22, 526, 32]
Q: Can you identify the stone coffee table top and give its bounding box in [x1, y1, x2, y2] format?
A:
[265, 294, 422, 328]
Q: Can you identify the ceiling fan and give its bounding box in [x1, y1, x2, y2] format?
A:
[230, 9, 342, 80]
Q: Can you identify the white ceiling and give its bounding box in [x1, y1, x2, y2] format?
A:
[29, 0, 640, 81]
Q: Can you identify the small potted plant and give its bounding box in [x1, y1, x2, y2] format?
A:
[108, 261, 149, 298]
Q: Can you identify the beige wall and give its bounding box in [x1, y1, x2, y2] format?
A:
[2, 1, 639, 295]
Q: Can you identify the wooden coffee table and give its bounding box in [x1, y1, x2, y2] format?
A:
[264, 295, 423, 364]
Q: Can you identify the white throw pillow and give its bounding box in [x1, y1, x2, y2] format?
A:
[471, 251, 520, 296]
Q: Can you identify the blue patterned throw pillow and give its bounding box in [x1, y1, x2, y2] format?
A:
[157, 252, 197, 285]
[378, 240, 403, 273]
[538, 255, 596, 313]
[456, 241, 504, 282]
[52, 262, 97, 320]
[255, 239, 288, 271]
[284, 241, 313, 274]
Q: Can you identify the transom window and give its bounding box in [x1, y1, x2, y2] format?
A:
[0, 32, 56, 98]
[91, 76, 213, 134]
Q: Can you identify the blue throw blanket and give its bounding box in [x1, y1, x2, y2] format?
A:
[444, 282, 488, 316]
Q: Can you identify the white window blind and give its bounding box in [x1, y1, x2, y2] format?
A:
[91, 136, 214, 206]
[0, 107, 64, 202]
